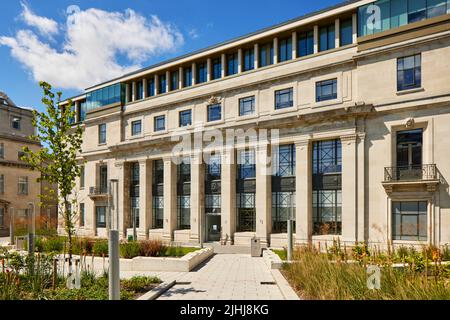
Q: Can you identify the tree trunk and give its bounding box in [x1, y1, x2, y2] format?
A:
[64, 198, 73, 275]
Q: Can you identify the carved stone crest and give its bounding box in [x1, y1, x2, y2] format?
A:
[207, 96, 221, 105]
[405, 118, 415, 128]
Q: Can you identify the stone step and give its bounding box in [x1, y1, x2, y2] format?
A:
[204, 242, 251, 254]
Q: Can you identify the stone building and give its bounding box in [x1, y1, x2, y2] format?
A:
[0, 92, 57, 238]
[61, 0, 450, 249]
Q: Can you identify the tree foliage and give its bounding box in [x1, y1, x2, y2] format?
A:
[21, 81, 83, 268]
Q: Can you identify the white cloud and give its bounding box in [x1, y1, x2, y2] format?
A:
[188, 28, 199, 39]
[20, 2, 58, 37]
[0, 6, 184, 90]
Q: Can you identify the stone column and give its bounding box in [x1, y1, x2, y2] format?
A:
[273, 37, 279, 64]
[115, 161, 130, 238]
[163, 157, 177, 242]
[190, 153, 204, 243]
[138, 159, 152, 240]
[192, 63, 197, 85]
[238, 48, 243, 73]
[179, 67, 184, 88]
[221, 147, 236, 245]
[335, 19, 340, 48]
[295, 139, 312, 244]
[131, 81, 136, 102]
[166, 71, 170, 92]
[143, 78, 148, 99]
[207, 58, 212, 82]
[341, 134, 358, 243]
[154, 75, 159, 95]
[254, 43, 259, 69]
[125, 83, 130, 104]
[352, 13, 358, 44]
[292, 32, 297, 59]
[255, 144, 271, 247]
[221, 54, 226, 78]
[313, 25, 319, 54]
[357, 133, 366, 242]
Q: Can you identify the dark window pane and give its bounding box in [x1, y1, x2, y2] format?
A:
[275, 88, 294, 110]
[207, 104, 222, 122]
[340, 18, 353, 46]
[154, 115, 165, 132]
[316, 79, 338, 102]
[179, 110, 192, 127]
[239, 96, 255, 116]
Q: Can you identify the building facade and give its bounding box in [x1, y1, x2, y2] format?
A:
[63, 0, 450, 248]
[0, 93, 43, 237]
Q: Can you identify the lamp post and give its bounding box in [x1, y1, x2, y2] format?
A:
[27, 202, 35, 255]
[9, 207, 14, 245]
[108, 179, 120, 300]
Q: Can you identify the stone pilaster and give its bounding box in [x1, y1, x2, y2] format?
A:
[273, 37, 279, 64]
[190, 153, 204, 243]
[295, 139, 312, 244]
[341, 134, 358, 243]
[163, 157, 177, 242]
[221, 148, 236, 244]
[138, 159, 152, 240]
[255, 144, 271, 247]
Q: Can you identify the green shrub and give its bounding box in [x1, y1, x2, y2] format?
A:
[121, 276, 161, 292]
[92, 240, 109, 257]
[43, 237, 64, 253]
[442, 245, 450, 261]
[139, 240, 167, 257]
[120, 241, 140, 259]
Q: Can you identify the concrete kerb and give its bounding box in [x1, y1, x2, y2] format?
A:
[263, 249, 284, 269]
[137, 280, 177, 300]
[56, 247, 214, 273]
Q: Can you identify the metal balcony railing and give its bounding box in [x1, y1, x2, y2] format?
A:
[89, 186, 109, 196]
[384, 164, 439, 182]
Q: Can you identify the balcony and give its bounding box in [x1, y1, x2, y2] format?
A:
[383, 164, 441, 193]
[88, 186, 109, 199]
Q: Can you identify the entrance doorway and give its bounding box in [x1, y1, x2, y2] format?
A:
[206, 214, 221, 242]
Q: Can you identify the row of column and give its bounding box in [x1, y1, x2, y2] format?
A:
[112, 133, 364, 245]
[125, 14, 358, 104]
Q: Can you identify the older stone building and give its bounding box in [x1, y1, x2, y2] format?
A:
[62, 0, 450, 249]
[0, 92, 57, 238]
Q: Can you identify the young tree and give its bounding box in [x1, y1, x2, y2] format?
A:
[21, 81, 83, 273]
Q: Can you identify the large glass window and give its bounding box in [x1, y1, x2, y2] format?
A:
[136, 80, 144, 100]
[312, 139, 342, 236]
[237, 193, 256, 232]
[393, 201, 427, 241]
[131, 120, 142, 136]
[99, 165, 108, 193]
[205, 154, 221, 217]
[239, 96, 255, 116]
[79, 203, 85, 227]
[272, 192, 296, 233]
[396, 129, 423, 177]
[197, 62, 207, 84]
[152, 159, 164, 229]
[227, 53, 238, 76]
[98, 123, 106, 144]
[0, 143, 4, 159]
[170, 71, 179, 91]
[0, 207, 4, 227]
[397, 54, 421, 91]
[340, 18, 353, 46]
[358, 0, 450, 37]
[298, 30, 314, 57]
[159, 74, 167, 94]
[86, 83, 124, 111]
[130, 162, 140, 229]
[260, 42, 274, 67]
[80, 165, 85, 189]
[96, 206, 106, 228]
[154, 115, 166, 132]
[274, 144, 296, 177]
[316, 79, 338, 102]
[79, 100, 87, 121]
[148, 78, 155, 97]
[18, 176, 28, 195]
[179, 110, 192, 127]
[238, 149, 256, 179]
[243, 48, 255, 71]
[177, 158, 191, 230]
[319, 24, 335, 52]
[279, 37, 292, 62]
[207, 104, 221, 122]
[0, 174, 4, 194]
[275, 88, 294, 110]
[184, 67, 193, 87]
[313, 190, 342, 235]
[212, 58, 222, 80]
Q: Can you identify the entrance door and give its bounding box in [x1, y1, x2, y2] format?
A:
[206, 214, 221, 242]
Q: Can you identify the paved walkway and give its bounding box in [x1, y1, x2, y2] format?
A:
[158, 254, 285, 300]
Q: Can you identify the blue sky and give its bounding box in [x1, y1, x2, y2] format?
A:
[0, 0, 342, 112]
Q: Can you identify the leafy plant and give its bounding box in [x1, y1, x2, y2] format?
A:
[92, 240, 109, 257]
[120, 241, 140, 259]
[139, 240, 167, 257]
